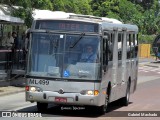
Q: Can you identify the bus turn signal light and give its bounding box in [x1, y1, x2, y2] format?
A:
[94, 90, 99, 96]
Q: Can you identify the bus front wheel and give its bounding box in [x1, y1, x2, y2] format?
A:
[37, 102, 48, 112]
[98, 94, 109, 114]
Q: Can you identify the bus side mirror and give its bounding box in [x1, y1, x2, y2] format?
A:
[26, 28, 31, 39]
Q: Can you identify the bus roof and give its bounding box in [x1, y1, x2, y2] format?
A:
[101, 22, 138, 32]
[33, 10, 122, 24]
[32, 10, 138, 32]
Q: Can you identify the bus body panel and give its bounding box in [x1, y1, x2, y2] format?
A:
[26, 91, 101, 106]
[27, 79, 95, 93]
[130, 58, 138, 94]
[26, 79, 106, 106]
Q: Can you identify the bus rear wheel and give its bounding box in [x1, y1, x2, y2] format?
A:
[121, 81, 130, 106]
[37, 102, 48, 112]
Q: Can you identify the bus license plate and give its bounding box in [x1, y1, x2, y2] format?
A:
[55, 97, 67, 102]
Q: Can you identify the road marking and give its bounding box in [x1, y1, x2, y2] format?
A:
[139, 66, 160, 74]
[10, 103, 36, 111]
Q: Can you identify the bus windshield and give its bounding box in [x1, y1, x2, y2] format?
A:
[28, 32, 101, 80]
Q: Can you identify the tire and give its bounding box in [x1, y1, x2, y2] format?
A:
[37, 102, 48, 112]
[121, 82, 130, 106]
[98, 94, 109, 114]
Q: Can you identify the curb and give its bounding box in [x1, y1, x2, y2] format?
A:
[144, 64, 160, 68]
[139, 62, 150, 67]
[139, 62, 160, 68]
[0, 89, 25, 97]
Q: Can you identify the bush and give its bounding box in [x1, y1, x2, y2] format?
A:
[138, 34, 156, 44]
[138, 34, 157, 55]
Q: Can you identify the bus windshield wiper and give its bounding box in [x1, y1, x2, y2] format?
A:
[70, 33, 85, 48]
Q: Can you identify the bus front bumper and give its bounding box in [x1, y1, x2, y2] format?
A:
[26, 91, 102, 106]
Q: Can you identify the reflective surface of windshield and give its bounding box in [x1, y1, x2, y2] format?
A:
[28, 33, 101, 80]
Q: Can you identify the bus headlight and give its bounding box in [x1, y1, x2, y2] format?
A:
[30, 87, 36, 92]
[80, 90, 99, 96]
[87, 90, 93, 95]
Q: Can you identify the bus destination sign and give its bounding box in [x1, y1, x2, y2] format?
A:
[35, 20, 99, 33]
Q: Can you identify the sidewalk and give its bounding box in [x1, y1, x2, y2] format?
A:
[139, 57, 160, 68]
[144, 61, 160, 68]
[139, 60, 160, 68]
[0, 86, 24, 97]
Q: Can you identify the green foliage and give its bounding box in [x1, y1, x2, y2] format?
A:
[118, 0, 140, 23]
[1, 0, 160, 38]
[76, 0, 92, 15]
[12, 8, 32, 27]
[91, 0, 119, 17]
[31, 0, 53, 10]
[0, 0, 53, 27]
[52, 0, 92, 15]
[138, 34, 156, 44]
[136, 0, 154, 10]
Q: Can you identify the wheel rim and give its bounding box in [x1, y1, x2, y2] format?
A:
[104, 94, 108, 112]
[126, 86, 130, 102]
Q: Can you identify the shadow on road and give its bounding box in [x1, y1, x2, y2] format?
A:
[151, 61, 160, 63]
[17, 99, 133, 117]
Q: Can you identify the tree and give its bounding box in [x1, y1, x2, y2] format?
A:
[31, 0, 52, 10]
[51, 0, 92, 15]
[1, 0, 160, 35]
[75, 0, 92, 15]
[140, 0, 160, 35]
[0, 0, 53, 27]
[136, 0, 154, 10]
[90, 0, 119, 17]
[118, 0, 141, 23]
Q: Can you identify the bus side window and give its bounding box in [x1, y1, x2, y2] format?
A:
[102, 32, 114, 63]
[134, 34, 138, 58]
[108, 33, 113, 61]
[127, 34, 131, 59]
[118, 33, 122, 60]
[130, 34, 135, 58]
[135, 34, 138, 57]
[103, 32, 113, 62]
[103, 32, 108, 65]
